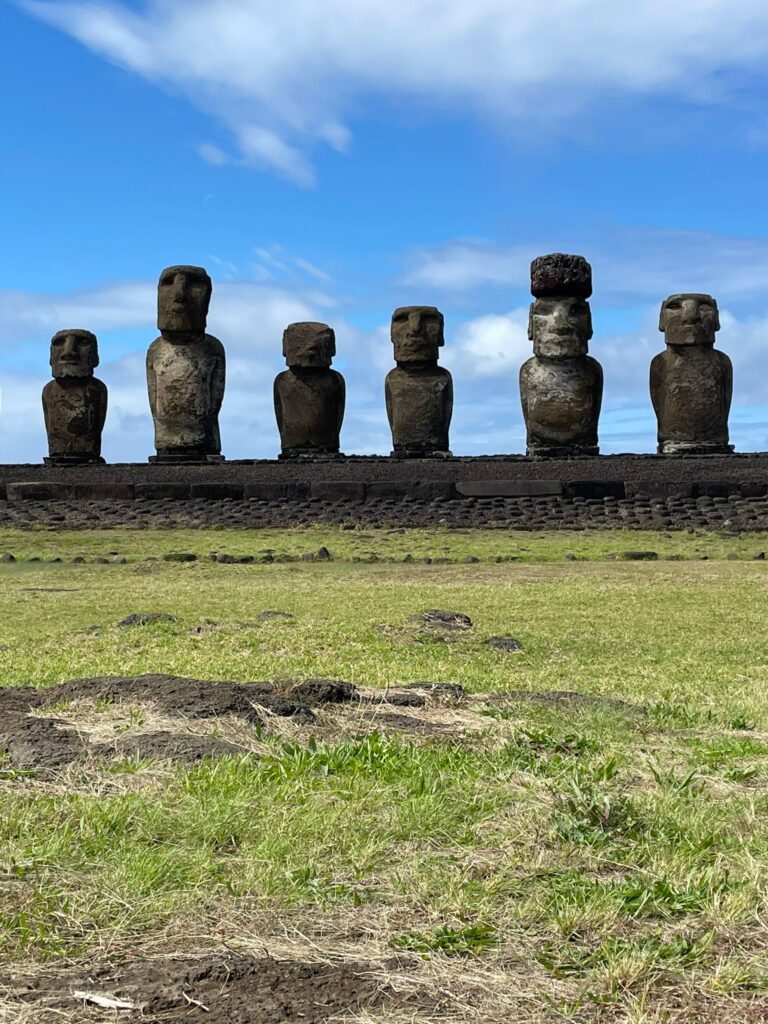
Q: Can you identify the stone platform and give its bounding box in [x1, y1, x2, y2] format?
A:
[2, 452, 768, 503]
[0, 454, 766, 531]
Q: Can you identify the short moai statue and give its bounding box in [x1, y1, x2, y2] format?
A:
[42, 329, 107, 465]
[385, 306, 453, 457]
[274, 322, 345, 458]
[520, 253, 602, 457]
[651, 294, 733, 454]
[146, 265, 225, 463]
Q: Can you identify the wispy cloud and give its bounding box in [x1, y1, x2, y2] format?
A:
[21, 0, 768, 182]
[404, 229, 768, 306]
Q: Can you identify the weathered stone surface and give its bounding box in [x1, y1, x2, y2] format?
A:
[531, 253, 593, 299]
[147, 266, 225, 463]
[520, 254, 603, 457]
[274, 322, 345, 457]
[42, 330, 107, 465]
[456, 479, 562, 497]
[651, 294, 733, 455]
[385, 306, 453, 456]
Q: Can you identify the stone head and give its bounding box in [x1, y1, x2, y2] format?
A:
[283, 322, 336, 368]
[528, 297, 593, 358]
[391, 306, 444, 364]
[157, 265, 212, 337]
[659, 294, 720, 347]
[529, 253, 593, 358]
[50, 329, 99, 378]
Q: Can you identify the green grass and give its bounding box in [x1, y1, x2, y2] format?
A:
[2, 526, 768, 1021]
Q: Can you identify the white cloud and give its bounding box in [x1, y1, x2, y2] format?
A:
[21, 0, 768, 182]
[451, 309, 530, 377]
[404, 230, 768, 304]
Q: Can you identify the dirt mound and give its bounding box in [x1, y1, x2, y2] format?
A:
[10, 954, 394, 1023]
[47, 675, 325, 724]
[285, 679, 359, 706]
[0, 712, 88, 769]
[106, 731, 250, 764]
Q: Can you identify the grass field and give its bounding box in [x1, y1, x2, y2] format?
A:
[2, 526, 768, 1022]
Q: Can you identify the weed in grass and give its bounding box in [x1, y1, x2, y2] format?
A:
[537, 930, 714, 979]
[388, 922, 498, 958]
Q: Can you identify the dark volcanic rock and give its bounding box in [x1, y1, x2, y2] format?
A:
[486, 636, 524, 652]
[119, 613, 177, 627]
[411, 610, 473, 630]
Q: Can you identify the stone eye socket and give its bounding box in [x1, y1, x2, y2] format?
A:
[666, 300, 682, 310]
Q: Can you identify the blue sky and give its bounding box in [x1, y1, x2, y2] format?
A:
[3, 0, 768, 461]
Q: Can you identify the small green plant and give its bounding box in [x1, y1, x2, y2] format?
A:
[389, 922, 498, 958]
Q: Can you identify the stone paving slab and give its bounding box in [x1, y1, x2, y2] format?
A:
[1, 493, 767, 531]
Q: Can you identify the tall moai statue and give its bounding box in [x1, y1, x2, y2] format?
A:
[520, 253, 603, 457]
[42, 329, 107, 465]
[146, 265, 225, 463]
[651, 294, 733, 454]
[274, 322, 345, 458]
[385, 306, 453, 457]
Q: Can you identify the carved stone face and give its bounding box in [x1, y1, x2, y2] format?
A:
[659, 294, 720, 346]
[157, 265, 212, 337]
[50, 329, 98, 378]
[391, 306, 444, 364]
[528, 298, 592, 358]
[283, 322, 336, 368]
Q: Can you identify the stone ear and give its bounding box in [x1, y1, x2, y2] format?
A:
[586, 306, 593, 342]
[714, 306, 721, 332]
[658, 303, 667, 333]
[528, 303, 535, 341]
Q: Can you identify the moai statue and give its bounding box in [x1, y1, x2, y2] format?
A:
[42, 329, 107, 465]
[520, 253, 602, 457]
[385, 306, 453, 457]
[274, 322, 345, 458]
[651, 294, 733, 454]
[146, 265, 225, 463]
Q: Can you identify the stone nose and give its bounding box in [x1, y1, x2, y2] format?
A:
[552, 306, 569, 326]
[61, 335, 78, 358]
[171, 275, 188, 302]
[681, 299, 700, 322]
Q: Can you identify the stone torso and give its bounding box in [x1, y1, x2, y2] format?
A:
[520, 356, 602, 450]
[274, 369, 345, 453]
[385, 366, 453, 452]
[147, 334, 224, 451]
[42, 377, 107, 457]
[651, 348, 731, 450]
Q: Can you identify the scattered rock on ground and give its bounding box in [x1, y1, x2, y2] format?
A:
[620, 551, 659, 561]
[410, 610, 473, 630]
[486, 636, 524, 652]
[119, 613, 177, 627]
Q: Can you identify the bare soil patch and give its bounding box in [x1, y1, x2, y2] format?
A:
[6, 953, 398, 1023]
[0, 674, 646, 770]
